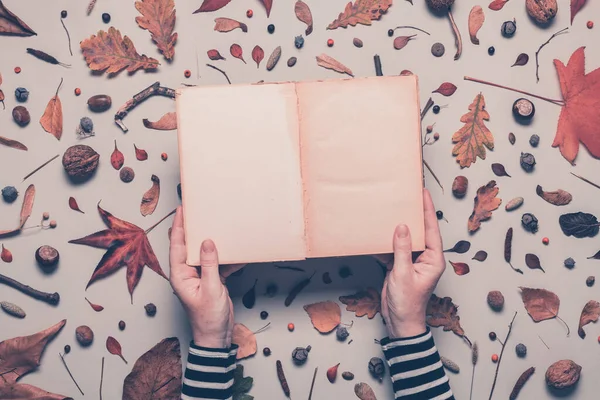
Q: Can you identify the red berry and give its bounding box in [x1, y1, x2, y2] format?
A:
[287, 323, 295, 332]
[14, 66, 21, 74]
[597, 335, 600, 343]
[161, 152, 168, 161]
[74, 88, 82, 96]
[542, 237, 549, 245]
[184, 69, 191, 78]
[246, 9, 253, 18]
[491, 354, 499, 363]
[587, 21, 594, 29]
[327, 39, 334, 47]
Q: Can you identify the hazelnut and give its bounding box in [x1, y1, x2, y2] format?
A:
[546, 360, 581, 390]
[75, 325, 94, 346]
[487, 290, 504, 311]
[12, 106, 30, 127]
[452, 176, 468, 198]
[526, 0, 558, 24]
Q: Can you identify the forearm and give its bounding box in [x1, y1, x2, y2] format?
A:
[380, 328, 454, 400]
[182, 342, 238, 400]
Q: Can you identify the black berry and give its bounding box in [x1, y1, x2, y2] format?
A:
[64, 344, 71, 354]
[2, 186, 18, 203]
[144, 303, 157, 317]
[387, 29, 394, 37]
[489, 331, 497, 341]
[339, 265, 353, 279]
[433, 105, 441, 114]
[436, 210, 444, 220]
[267, 24, 275, 34]
[61, 10, 67, 18]
[586, 276, 595, 287]
[102, 13, 111, 23]
[263, 347, 271, 356]
[515, 343, 527, 357]
[488, 46, 495, 56]
[260, 311, 269, 320]
[118, 320, 126, 330]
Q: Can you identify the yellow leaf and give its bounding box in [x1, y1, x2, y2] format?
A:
[303, 301, 341, 333]
[452, 93, 494, 168]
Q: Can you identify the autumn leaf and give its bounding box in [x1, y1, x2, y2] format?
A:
[251, 45, 264, 68]
[207, 49, 225, 61]
[232, 365, 254, 400]
[0, 184, 35, 238]
[259, 0, 273, 17]
[0, 136, 27, 151]
[327, 0, 393, 30]
[135, 144, 148, 161]
[69, 197, 84, 213]
[303, 301, 341, 333]
[468, 180, 501, 232]
[295, 0, 313, 35]
[230, 44, 246, 63]
[143, 112, 177, 130]
[0, 0, 36, 36]
[0, 382, 70, 399]
[231, 323, 256, 360]
[354, 382, 377, 400]
[135, 0, 178, 61]
[432, 82, 457, 96]
[551, 47, 600, 164]
[193, 0, 232, 13]
[122, 337, 182, 400]
[316, 54, 353, 77]
[570, 0, 587, 24]
[111, 140, 124, 170]
[141, 176, 160, 217]
[449, 261, 470, 276]
[80, 27, 159, 74]
[520, 287, 570, 335]
[39, 79, 63, 140]
[452, 93, 494, 167]
[68, 203, 169, 300]
[578, 300, 600, 339]
[214, 18, 247, 33]
[488, 0, 508, 10]
[426, 294, 465, 338]
[536, 185, 572, 206]
[468, 6, 484, 45]
[339, 287, 380, 319]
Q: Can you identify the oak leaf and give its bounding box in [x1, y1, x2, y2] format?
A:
[141, 175, 160, 216]
[578, 300, 600, 339]
[122, 338, 182, 400]
[552, 47, 600, 164]
[303, 301, 341, 333]
[193, 0, 232, 13]
[135, 0, 178, 61]
[468, 180, 501, 232]
[68, 203, 168, 301]
[295, 0, 313, 35]
[80, 27, 159, 74]
[39, 81, 63, 140]
[426, 294, 465, 337]
[452, 93, 493, 167]
[0, 184, 35, 238]
[339, 287, 380, 319]
[468, 6, 484, 45]
[316, 54, 353, 77]
[327, 0, 392, 30]
[232, 323, 256, 360]
[520, 288, 569, 335]
[0, 0, 36, 36]
[143, 112, 177, 130]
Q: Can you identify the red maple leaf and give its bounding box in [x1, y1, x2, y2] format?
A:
[69, 204, 169, 301]
[552, 46, 600, 164]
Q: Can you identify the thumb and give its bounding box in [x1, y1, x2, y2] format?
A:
[392, 224, 413, 274]
[200, 239, 221, 288]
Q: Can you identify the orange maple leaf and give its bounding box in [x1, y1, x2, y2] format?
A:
[552, 46, 600, 164]
[135, 0, 177, 61]
[452, 93, 494, 168]
[327, 0, 392, 30]
[468, 180, 501, 232]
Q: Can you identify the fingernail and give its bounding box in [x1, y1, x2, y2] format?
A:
[395, 224, 409, 238]
[201, 239, 215, 253]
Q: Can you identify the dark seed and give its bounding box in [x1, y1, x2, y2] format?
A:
[61, 10, 67, 18]
[120, 167, 135, 183]
[267, 24, 275, 34]
[260, 311, 269, 320]
[387, 29, 394, 37]
[433, 105, 441, 114]
[488, 46, 495, 56]
[508, 132, 516, 144]
[102, 13, 111, 23]
[353, 38, 364, 48]
[12, 105, 30, 127]
[586, 276, 595, 287]
[520, 152, 536, 172]
[431, 42, 445, 57]
[263, 347, 271, 356]
[144, 303, 157, 317]
[501, 19, 516, 37]
[287, 57, 297, 67]
[512, 98, 535, 120]
[64, 344, 71, 354]
[342, 371, 355, 380]
[35, 245, 60, 269]
[489, 331, 497, 340]
[521, 213, 539, 233]
[118, 320, 126, 330]
[529, 134, 540, 147]
[515, 343, 527, 357]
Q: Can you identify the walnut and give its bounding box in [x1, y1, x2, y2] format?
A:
[487, 290, 504, 311]
[75, 325, 94, 346]
[546, 360, 581, 390]
[526, 0, 558, 24]
[452, 176, 468, 198]
[62, 145, 99, 183]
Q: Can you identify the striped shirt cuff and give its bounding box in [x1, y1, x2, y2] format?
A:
[181, 342, 238, 400]
[380, 328, 454, 400]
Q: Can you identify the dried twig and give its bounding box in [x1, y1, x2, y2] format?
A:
[374, 55, 383, 76]
[206, 63, 231, 84]
[489, 312, 517, 400]
[59, 353, 84, 395]
[469, 342, 478, 400]
[60, 17, 73, 56]
[423, 160, 444, 193]
[87, 0, 97, 15]
[571, 172, 600, 191]
[535, 27, 569, 83]
[391, 25, 430, 35]
[99, 356, 104, 400]
[22, 154, 59, 181]
[308, 366, 318, 399]
[276, 360, 290, 398]
[447, 7, 462, 60]
[145, 209, 176, 235]
[464, 76, 564, 106]
[114, 82, 176, 133]
[0, 273, 60, 305]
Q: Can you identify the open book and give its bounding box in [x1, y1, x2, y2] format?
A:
[176, 76, 424, 265]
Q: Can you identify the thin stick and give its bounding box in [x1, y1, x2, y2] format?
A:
[59, 353, 84, 395]
[99, 357, 104, 400]
[489, 312, 517, 400]
[145, 209, 176, 234]
[0, 273, 60, 305]
[464, 76, 564, 106]
[469, 342, 478, 400]
[54, 78, 63, 98]
[447, 8, 462, 60]
[421, 97, 434, 120]
[114, 82, 176, 133]
[571, 172, 600, 191]
[308, 367, 318, 400]
[424, 160, 444, 193]
[206, 64, 231, 84]
[22, 154, 59, 181]
[60, 17, 73, 56]
[538, 335, 550, 350]
[374, 55, 383, 76]
[535, 27, 569, 83]
[87, 0, 97, 15]
[556, 315, 570, 336]
[392, 25, 431, 35]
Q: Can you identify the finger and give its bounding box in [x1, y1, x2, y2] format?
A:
[392, 224, 413, 274]
[169, 207, 197, 280]
[373, 254, 394, 271]
[200, 239, 221, 287]
[220, 263, 247, 282]
[423, 189, 443, 252]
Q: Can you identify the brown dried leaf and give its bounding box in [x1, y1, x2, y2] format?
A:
[214, 18, 247, 33]
[0, 0, 36, 36]
[491, 163, 511, 177]
[232, 323, 256, 360]
[80, 27, 159, 74]
[472, 250, 488, 261]
[452, 93, 494, 167]
[316, 53, 353, 77]
[520, 287, 560, 322]
[426, 294, 465, 337]
[327, 0, 392, 30]
[252, 45, 264, 68]
[69, 196, 84, 214]
[230, 43, 246, 63]
[303, 301, 341, 333]
[512, 53, 529, 67]
[135, 144, 148, 161]
[443, 240, 471, 254]
[143, 112, 177, 130]
[0, 382, 70, 399]
[536, 185, 572, 206]
[571, 0, 587, 24]
[111, 140, 124, 170]
[354, 382, 377, 400]
[123, 338, 182, 400]
[85, 297, 104, 311]
[339, 287, 380, 319]
[106, 336, 128, 363]
[259, 0, 273, 17]
[393, 35, 415, 50]
[432, 82, 457, 96]
[449, 261, 470, 276]
[525, 253, 545, 272]
[135, 0, 177, 61]
[266, 46, 281, 71]
[141, 175, 160, 216]
[40, 92, 63, 140]
[295, 0, 313, 35]
[207, 49, 225, 60]
[488, 0, 509, 10]
[468, 180, 501, 232]
[468, 6, 485, 45]
[193, 0, 232, 13]
[578, 300, 600, 338]
[19, 184, 35, 229]
[0, 136, 27, 151]
[0, 319, 66, 383]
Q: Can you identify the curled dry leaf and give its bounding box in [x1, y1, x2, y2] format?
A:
[536, 185, 572, 206]
[80, 27, 159, 74]
[207, 49, 225, 60]
[433, 82, 457, 96]
[259, 0, 273, 17]
[295, 0, 313, 35]
[452, 93, 494, 167]
[450, 261, 470, 276]
[266, 46, 282, 71]
[468, 6, 485, 45]
[303, 301, 341, 333]
[393, 35, 415, 50]
[106, 336, 128, 364]
[426, 294, 465, 338]
[354, 382, 377, 400]
[40, 81, 63, 140]
[577, 300, 600, 338]
[1, 244, 12, 262]
[0, 136, 27, 151]
[135, 144, 148, 161]
[339, 287, 380, 319]
[491, 163, 511, 177]
[559, 212, 599, 238]
[193, 0, 232, 13]
[141, 175, 160, 216]
[468, 180, 501, 232]
[512, 53, 529, 67]
[444, 240, 471, 254]
[111, 140, 124, 170]
[570, 0, 587, 24]
[0, 184, 35, 238]
[135, 0, 177, 61]
[122, 337, 182, 400]
[231, 323, 256, 360]
[0, 0, 37, 36]
[316, 54, 353, 77]
[328, 0, 392, 30]
[488, 0, 509, 10]
[85, 297, 104, 311]
[252, 45, 264, 68]
[230, 43, 246, 64]
[472, 250, 488, 261]
[525, 253, 545, 272]
[214, 18, 247, 33]
[505, 197, 524, 211]
[143, 112, 177, 130]
[69, 196, 84, 213]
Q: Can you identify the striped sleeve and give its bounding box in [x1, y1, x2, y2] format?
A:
[181, 342, 238, 400]
[380, 328, 454, 400]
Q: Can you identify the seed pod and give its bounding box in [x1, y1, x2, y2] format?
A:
[368, 357, 385, 381]
[294, 35, 304, 49]
[520, 152, 536, 172]
[1, 244, 13, 263]
[353, 38, 363, 48]
[87, 95, 112, 112]
[14, 87, 29, 102]
[76, 325, 94, 346]
[276, 360, 290, 397]
[342, 371, 355, 380]
[12, 105, 31, 126]
[35, 245, 60, 268]
[1, 301, 26, 318]
[510, 367, 535, 400]
[440, 356, 460, 373]
[521, 213, 539, 233]
[505, 197, 524, 211]
[287, 57, 297, 67]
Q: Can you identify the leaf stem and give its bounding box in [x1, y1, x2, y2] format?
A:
[535, 27, 569, 83]
[464, 76, 564, 106]
[206, 63, 231, 84]
[59, 353, 84, 395]
[22, 154, 59, 181]
[489, 312, 517, 400]
[556, 315, 570, 337]
[571, 172, 600, 191]
[145, 208, 176, 234]
[447, 7, 462, 61]
[392, 25, 431, 35]
[99, 356, 104, 400]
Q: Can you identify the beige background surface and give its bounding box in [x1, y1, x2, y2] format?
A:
[1, 0, 600, 399]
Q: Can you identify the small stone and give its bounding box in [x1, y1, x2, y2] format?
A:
[521, 213, 539, 233]
[120, 167, 135, 183]
[342, 371, 355, 381]
[501, 19, 517, 37]
[118, 320, 126, 330]
[336, 326, 349, 341]
[12, 105, 30, 126]
[586, 276, 595, 287]
[529, 134, 540, 147]
[75, 325, 94, 346]
[520, 152, 536, 172]
[564, 257, 576, 269]
[35, 245, 60, 269]
[144, 303, 157, 317]
[292, 345, 311, 365]
[1, 301, 26, 318]
[294, 35, 304, 49]
[431, 42, 445, 57]
[487, 290, 504, 311]
[287, 57, 297, 67]
[2, 186, 18, 203]
[353, 38, 363, 48]
[516, 343, 527, 357]
[368, 357, 385, 381]
[14, 87, 29, 102]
